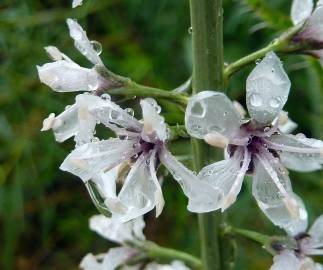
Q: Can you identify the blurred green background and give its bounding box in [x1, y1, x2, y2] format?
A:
[0, 0, 322, 269]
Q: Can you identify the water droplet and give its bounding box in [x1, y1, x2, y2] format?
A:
[249, 94, 263, 107]
[269, 97, 282, 108]
[191, 102, 205, 118]
[223, 111, 228, 117]
[296, 133, 306, 139]
[125, 108, 134, 116]
[90, 40, 102, 55]
[188, 27, 193, 34]
[109, 110, 120, 121]
[271, 68, 275, 73]
[207, 124, 224, 133]
[264, 127, 270, 132]
[91, 137, 99, 142]
[65, 105, 71, 110]
[101, 93, 111, 101]
[255, 59, 261, 65]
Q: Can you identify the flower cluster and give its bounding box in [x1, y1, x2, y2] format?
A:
[80, 214, 190, 270]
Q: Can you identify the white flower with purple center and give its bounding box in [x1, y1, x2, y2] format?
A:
[80, 215, 191, 270]
[270, 214, 323, 270]
[185, 51, 323, 232]
[60, 96, 221, 222]
[290, 0, 323, 65]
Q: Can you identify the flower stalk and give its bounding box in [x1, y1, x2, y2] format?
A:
[189, 0, 232, 269]
[125, 240, 203, 270]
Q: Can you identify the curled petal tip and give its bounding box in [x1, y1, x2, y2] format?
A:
[204, 132, 229, 148]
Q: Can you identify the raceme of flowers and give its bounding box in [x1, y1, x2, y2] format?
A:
[291, 0, 323, 64]
[185, 52, 323, 234]
[80, 214, 190, 270]
[39, 18, 221, 223]
[270, 214, 323, 270]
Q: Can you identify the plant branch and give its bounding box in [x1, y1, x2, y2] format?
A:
[125, 240, 203, 270]
[224, 24, 304, 80]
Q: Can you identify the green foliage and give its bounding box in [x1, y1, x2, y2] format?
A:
[0, 0, 322, 269]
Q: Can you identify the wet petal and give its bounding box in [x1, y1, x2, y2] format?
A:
[115, 151, 164, 222]
[44, 46, 72, 62]
[302, 5, 323, 42]
[291, 0, 314, 25]
[185, 91, 242, 140]
[89, 214, 145, 244]
[60, 138, 138, 181]
[246, 52, 291, 124]
[270, 251, 302, 270]
[37, 60, 99, 92]
[90, 98, 143, 133]
[253, 152, 308, 235]
[140, 98, 167, 142]
[265, 134, 323, 172]
[72, 0, 83, 8]
[159, 148, 223, 212]
[198, 147, 250, 211]
[66, 18, 103, 65]
[309, 215, 323, 248]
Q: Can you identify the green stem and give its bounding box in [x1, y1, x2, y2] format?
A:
[224, 24, 304, 80]
[125, 240, 203, 270]
[189, 1, 230, 270]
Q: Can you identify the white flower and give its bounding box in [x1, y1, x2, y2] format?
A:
[60, 97, 221, 222]
[72, 0, 83, 8]
[270, 215, 323, 270]
[290, 0, 323, 64]
[37, 19, 105, 93]
[185, 52, 323, 233]
[80, 215, 191, 270]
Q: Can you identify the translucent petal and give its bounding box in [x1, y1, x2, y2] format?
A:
[111, 152, 163, 222]
[60, 138, 138, 181]
[302, 5, 323, 42]
[266, 134, 323, 172]
[309, 215, 323, 248]
[66, 18, 103, 65]
[37, 60, 99, 92]
[198, 147, 250, 211]
[44, 46, 72, 62]
[80, 253, 105, 270]
[42, 104, 79, 142]
[253, 153, 308, 235]
[72, 0, 83, 8]
[159, 148, 223, 212]
[185, 91, 242, 140]
[101, 247, 137, 270]
[140, 98, 167, 142]
[291, 0, 314, 25]
[89, 98, 143, 133]
[270, 251, 302, 270]
[89, 214, 145, 244]
[246, 52, 291, 124]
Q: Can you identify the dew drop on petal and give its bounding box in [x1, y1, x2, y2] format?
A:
[109, 110, 120, 121]
[101, 94, 111, 101]
[190, 101, 206, 118]
[249, 93, 263, 107]
[90, 40, 102, 55]
[269, 97, 282, 108]
[188, 27, 193, 34]
[125, 108, 134, 116]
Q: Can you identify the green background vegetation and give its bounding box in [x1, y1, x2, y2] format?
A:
[0, 0, 322, 269]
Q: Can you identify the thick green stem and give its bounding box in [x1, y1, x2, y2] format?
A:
[189, 1, 229, 270]
[224, 24, 304, 80]
[125, 240, 203, 270]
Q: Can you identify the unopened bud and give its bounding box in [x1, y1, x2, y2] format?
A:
[204, 132, 229, 148]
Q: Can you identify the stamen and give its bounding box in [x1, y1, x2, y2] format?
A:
[204, 132, 230, 148]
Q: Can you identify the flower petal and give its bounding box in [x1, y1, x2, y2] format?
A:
[66, 18, 103, 65]
[253, 152, 308, 235]
[140, 98, 167, 142]
[291, 0, 314, 25]
[72, 0, 83, 8]
[301, 5, 323, 43]
[159, 148, 223, 213]
[246, 52, 291, 124]
[89, 98, 143, 133]
[114, 152, 163, 222]
[198, 147, 250, 211]
[80, 253, 105, 270]
[37, 60, 99, 92]
[185, 91, 242, 140]
[89, 214, 145, 244]
[44, 46, 73, 62]
[60, 138, 138, 181]
[270, 251, 302, 270]
[265, 134, 323, 172]
[309, 215, 323, 248]
[145, 261, 191, 270]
